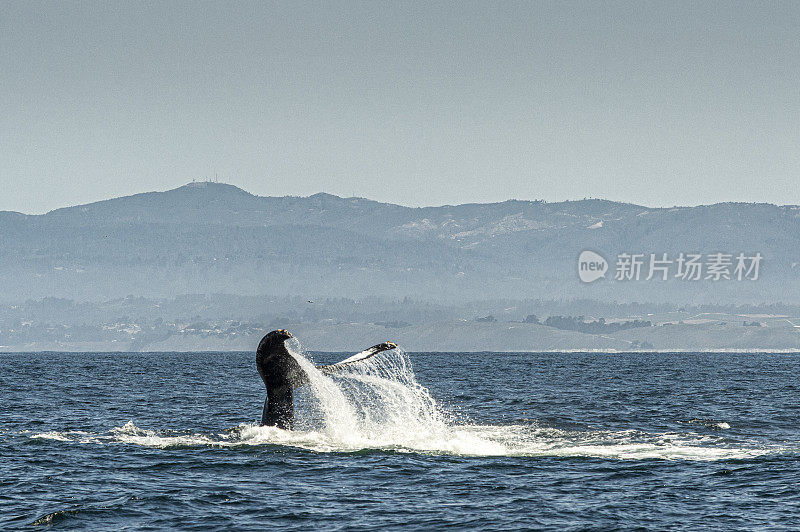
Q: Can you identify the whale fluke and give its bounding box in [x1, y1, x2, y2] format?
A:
[256, 329, 304, 429]
[256, 330, 397, 429]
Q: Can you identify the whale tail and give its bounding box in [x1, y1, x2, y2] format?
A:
[256, 329, 301, 429]
[257, 330, 397, 429]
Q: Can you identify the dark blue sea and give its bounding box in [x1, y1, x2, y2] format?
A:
[2, 349, 799, 530]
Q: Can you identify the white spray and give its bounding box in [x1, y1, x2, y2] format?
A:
[286, 339, 461, 451]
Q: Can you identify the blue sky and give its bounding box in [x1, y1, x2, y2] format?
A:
[2, 1, 798, 213]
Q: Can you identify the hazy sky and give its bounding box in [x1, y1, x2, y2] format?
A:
[2, 1, 799, 213]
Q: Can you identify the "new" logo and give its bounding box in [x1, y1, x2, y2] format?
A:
[578, 250, 608, 283]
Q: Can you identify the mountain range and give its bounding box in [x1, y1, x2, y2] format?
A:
[1, 181, 798, 305]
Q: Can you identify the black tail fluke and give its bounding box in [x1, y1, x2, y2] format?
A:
[257, 329, 303, 428]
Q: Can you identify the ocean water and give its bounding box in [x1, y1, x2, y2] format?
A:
[1, 347, 799, 530]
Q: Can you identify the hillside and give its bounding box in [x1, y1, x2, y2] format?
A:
[1, 182, 798, 304]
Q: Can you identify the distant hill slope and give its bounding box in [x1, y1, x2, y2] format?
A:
[1, 182, 798, 304]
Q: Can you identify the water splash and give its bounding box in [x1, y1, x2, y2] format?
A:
[23, 345, 788, 460]
[288, 339, 456, 451]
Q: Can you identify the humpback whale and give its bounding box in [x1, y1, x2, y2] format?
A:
[256, 329, 397, 429]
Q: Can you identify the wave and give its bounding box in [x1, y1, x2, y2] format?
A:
[683, 418, 732, 430]
[27, 421, 777, 461]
